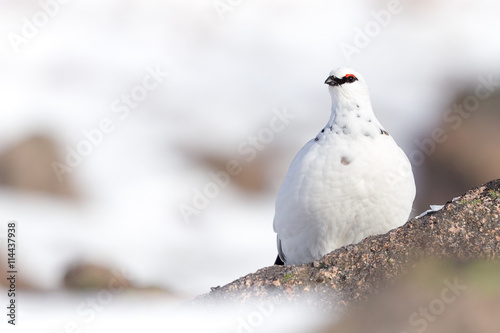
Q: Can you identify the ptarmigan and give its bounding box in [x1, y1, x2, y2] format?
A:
[273, 68, 415, 265]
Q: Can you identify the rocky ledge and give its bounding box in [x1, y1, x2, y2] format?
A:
[193, 179, 500, 313]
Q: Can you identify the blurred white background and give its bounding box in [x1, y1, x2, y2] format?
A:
[1, 0, 500, 332]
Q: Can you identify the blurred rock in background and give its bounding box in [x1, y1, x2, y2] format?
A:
[415, 91, 500, 213]
[63, 262, 173, 295]
[63, 263, 132, 290]
[200, 152, 275, 194]
[0, 135, 77, 198]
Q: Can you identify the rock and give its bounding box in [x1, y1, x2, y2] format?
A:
[0, 135, 76, 197]
[415, 90, 500, 214]
[63, 263, 131, 290]
[192, 179, 500, 313]
[200, 153, 269, 193]
[63, 262, 173, 294]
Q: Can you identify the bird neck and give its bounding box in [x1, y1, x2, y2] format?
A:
[327, 94, 371, 123]
[326, 94, 382, 137]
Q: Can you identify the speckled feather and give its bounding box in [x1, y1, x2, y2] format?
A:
[273, 68, 415, 265]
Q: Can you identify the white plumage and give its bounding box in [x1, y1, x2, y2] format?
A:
[273, 68, 415, 265]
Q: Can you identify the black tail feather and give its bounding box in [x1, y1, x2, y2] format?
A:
[274, 255, 284, 265]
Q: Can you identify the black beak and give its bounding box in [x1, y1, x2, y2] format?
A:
[325, 75, 339, 86]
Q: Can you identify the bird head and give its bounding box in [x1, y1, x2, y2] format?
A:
[325, 68, 370, 101]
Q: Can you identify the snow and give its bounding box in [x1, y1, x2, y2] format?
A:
[1, 0, 500, 331]
[416, 204, 446, 219]
[0, 290, 325, 333]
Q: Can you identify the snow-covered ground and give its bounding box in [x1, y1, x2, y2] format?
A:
[1, 0, 500, 331]
[0, 289, 325, 333]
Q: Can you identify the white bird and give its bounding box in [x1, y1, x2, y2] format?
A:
[273, 68, 415, 265]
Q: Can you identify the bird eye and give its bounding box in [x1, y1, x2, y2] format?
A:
[345, 74, 357, 83]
